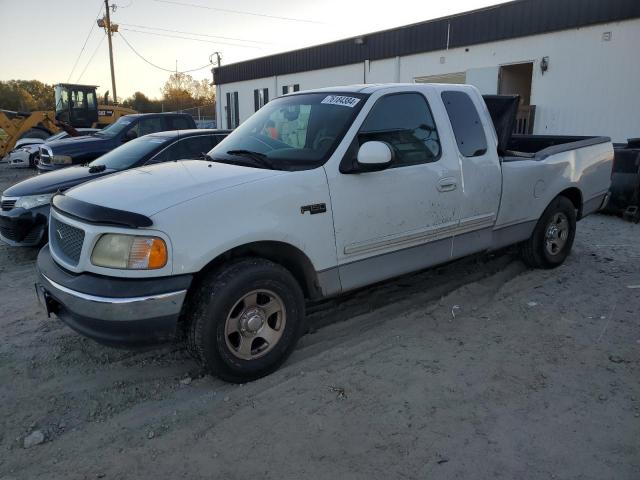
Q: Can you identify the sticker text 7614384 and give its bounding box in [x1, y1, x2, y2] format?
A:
[321, 95, 361, 108]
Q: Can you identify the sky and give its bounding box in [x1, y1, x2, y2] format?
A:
[0, 0, 506, 101]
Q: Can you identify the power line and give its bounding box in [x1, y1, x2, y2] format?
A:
[118, 31, 214, 73]
[120, 27, 261, 49]
[77, 33, 107, 82]
[118, 22, 267, 44]
[151, 0, 325, 25]
[67, 1, 104, 82]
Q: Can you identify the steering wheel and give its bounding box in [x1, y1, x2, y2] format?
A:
[313, 135, 334, 151]
[249, 133, 292, 151]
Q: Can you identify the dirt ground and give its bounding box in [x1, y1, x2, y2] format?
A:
[0, 164, 638, 480]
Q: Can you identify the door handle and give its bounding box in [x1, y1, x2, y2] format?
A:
[437, 177, 457, 192]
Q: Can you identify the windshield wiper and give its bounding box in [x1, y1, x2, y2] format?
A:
[226, 149, 276, 170]
[88, 164, 106, 173]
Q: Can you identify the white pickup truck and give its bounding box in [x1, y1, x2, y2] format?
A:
[36, 84, 613, 382]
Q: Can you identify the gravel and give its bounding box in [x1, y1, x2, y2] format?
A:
[0, 164, 638, 479]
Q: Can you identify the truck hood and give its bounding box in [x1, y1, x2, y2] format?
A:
[46, 135, 109, 155]
[3, 165, 116, 197]
[14, 138, 45, 149]
[65, 160, 285, 217]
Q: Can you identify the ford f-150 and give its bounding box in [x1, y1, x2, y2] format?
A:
[35, 84, 613, 382]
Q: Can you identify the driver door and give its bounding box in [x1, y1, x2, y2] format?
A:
[326, 91, 462, 292]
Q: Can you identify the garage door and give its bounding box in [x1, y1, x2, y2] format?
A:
[414, 72, 466, 84]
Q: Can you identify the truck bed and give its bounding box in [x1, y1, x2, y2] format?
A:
[503, 135, 612, 162]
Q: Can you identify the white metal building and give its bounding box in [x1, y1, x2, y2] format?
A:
[214, 0, 640, 142]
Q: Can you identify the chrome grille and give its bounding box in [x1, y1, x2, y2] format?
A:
[50, 217, 85, 266]
[39, 146, 51, 164]
[1, 198, 16, 211]
[0, 217, 17, 239]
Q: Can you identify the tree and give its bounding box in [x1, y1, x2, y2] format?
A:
[160, 73, 215, 112]
[0, 80, 54, 111]
[122, 91, 161, 113]
[191, 78, 215, 104]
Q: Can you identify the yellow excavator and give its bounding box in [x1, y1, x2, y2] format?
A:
[0, 83, 136, 157]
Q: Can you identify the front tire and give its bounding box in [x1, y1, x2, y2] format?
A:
[186, 258, 305, 382]
[521, 195, 577, 269]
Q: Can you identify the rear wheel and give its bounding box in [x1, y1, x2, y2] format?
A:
[186, 258, 305, 382]
[521, 196, 577, 269]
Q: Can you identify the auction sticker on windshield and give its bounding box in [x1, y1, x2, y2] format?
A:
[321, 95, 361, 108]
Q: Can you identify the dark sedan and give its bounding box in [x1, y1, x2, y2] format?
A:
[0, 129, 230, 246]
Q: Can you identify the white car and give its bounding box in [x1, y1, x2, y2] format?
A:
[36, 84, 613, 382]
[6, 129, 99, 168]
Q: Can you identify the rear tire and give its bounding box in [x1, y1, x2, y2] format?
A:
[521, 196, 577, 269]
[186, 258, 305, 383]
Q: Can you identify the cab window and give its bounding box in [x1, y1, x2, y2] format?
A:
[441, 91, 488, 157]
[358, 92, 441, 167]
[132, 117, 164, 137]
[169, 116, 191, 130]
[86, 91, 97, 108]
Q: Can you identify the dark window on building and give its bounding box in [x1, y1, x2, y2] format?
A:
[282, 84, 300, 95]
[357, 92, 441, 167]
[226, 92, 239, 128]
[254, 88, 269, 111]
[441, 91, 488, 157]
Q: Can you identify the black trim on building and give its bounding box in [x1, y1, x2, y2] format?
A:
[214, 0, 640, 85]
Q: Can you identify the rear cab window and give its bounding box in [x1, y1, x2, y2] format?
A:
[133, 117, 164, 137]
[169, 116, 192, 130]
[441, 91, 488, 157]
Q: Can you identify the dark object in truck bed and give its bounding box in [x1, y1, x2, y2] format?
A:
[606, 141, 640, 214]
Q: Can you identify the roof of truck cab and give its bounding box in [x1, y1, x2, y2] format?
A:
[292, 83, 476, 95]
[145, 129, 233, 139]
[118, 112, 197, 121]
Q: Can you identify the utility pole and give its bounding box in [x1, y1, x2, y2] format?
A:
[209, 52, 222, 127]
[104, 0, 117, 104]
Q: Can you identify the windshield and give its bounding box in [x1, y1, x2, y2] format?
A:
[47, 131, 68, 141]
[208, 92, 367, 170]
[94, 116, 134, 137]
[89, 136, 167, 170]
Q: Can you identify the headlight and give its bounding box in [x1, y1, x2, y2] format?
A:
[52, 154, 73, 165]
[91, 234, 168, 270]
[14, 194, 53, 209]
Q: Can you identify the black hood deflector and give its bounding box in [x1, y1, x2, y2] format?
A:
[52, 194, 152, 228]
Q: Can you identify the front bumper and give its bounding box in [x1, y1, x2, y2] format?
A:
[0, 205, 49, 246]
[36, 162, 62, 172]
[7, 150, 33, 168]
[36, 245, 193, 347]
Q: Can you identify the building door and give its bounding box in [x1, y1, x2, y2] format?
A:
[499, 62, 535, 134]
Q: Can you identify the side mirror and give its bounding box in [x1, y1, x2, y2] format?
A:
[124, 130, 138, 142]
[356, 141, 393, 172]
